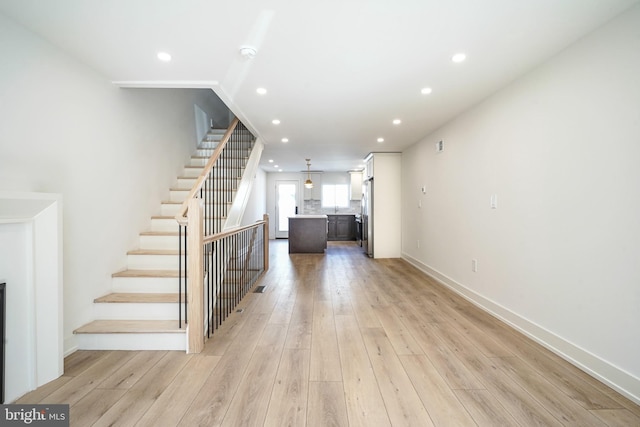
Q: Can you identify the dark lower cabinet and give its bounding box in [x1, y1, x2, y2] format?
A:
[327, 215, 356, 241]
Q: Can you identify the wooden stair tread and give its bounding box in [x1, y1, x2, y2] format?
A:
[74, 320, 185, 334]
[94, 293, 183, 303]
[127, 249, 179, 255]
[112, 269, 179, 278]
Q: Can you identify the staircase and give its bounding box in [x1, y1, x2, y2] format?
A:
[73, 126, 255, 350]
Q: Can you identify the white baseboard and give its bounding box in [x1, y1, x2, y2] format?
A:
[64, 335, 78, 358]
[402, 252, 640, 405]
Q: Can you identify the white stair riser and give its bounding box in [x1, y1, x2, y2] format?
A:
[151, 218, 180, 232]
[182, 167, 203, 177]
[174, 177, 238, 190]
[160, 203, 230, 217]
[160, 204, 182, 216]
[195, 148, 250, 157]
[127, 254, 180, 270]
[200, 141, 220, 149]
[190, 158, 208, 167]
[76, 333, 185, 351]
[174, 178, 198, 189]
[195, 149, 216, 157]
[189, 157, 247, 170]
[169, 189, 236, 202]
[151, 217, 226, 232]
[139, 234, 179, 249]
[112, 276, 179, 293]
[169, 191, 188, 203]
[94, 302, 181, 320]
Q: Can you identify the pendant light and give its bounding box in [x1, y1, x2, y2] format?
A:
[304, 158, 314, 189]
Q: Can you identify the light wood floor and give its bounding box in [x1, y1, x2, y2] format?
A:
[17, 241, 640, 426]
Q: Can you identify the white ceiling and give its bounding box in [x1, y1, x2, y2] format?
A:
[1, 0, 637, 172]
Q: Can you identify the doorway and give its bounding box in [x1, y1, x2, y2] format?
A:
[275, 180, 299, 238]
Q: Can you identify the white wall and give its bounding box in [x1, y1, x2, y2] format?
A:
[0, 13, 225, 354]
[402, 5, 640, 402]
[241, 168, 267, 226]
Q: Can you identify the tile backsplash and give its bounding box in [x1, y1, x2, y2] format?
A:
[303, 200, 361, 215]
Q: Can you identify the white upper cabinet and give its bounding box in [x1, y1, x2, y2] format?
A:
[365, 155, 374, 179]
[350, 171, 363, 200]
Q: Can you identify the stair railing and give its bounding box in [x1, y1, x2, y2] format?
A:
[175, 118, 269, 353]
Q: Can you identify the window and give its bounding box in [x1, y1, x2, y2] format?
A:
[322, 184, 350, 208]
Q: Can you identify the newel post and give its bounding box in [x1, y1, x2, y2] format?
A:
[187, 198, 204, 353]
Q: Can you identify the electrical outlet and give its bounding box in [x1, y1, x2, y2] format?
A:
[472, 259, 478, 272]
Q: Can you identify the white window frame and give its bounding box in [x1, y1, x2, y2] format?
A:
[322, 184, 350, 208]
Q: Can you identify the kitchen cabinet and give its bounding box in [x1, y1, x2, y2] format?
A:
[349, 171, 363, 200]
[363, 153, 401, 258]
[303, 173, 322, 200]
[365, 156, 374, 180]
[327, 214, 356, 241]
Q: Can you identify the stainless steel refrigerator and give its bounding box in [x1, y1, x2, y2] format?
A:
[362, 177, 373, 257]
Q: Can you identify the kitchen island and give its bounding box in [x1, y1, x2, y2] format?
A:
[288, 215, 328, 253]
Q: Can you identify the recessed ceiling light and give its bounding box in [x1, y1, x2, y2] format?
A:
[274, 165, 279, 168]
[268, 159, 274, 163]
[377, 137, 384, 143]
[452, 53, 466, 63]
[421, 87, 433, 95]
[278, 169, 283, 172]
[281, 138, 289, 143]
[393, 119, 402, 125]
[239, 45, 257, 59]
[256, 87, 267, 95]
[157, 52, 172, 62]
[272, 119, 281, 125]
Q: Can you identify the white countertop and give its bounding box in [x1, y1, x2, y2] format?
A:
[289, 215, 328, 219]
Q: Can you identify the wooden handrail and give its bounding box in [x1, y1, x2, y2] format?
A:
[174, 117, 240, 225]
[203, 218, 267, 244]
